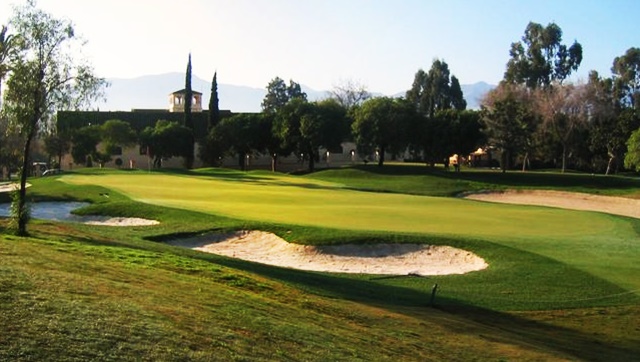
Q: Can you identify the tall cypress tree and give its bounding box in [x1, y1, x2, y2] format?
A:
[183, 53, 194, 168]
[208, 71, 220, 130]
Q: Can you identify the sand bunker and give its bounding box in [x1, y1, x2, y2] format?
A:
[70, 215, 160, 226]
[463, 190, 640, 219]
[0, 182, 30, 193]
[168, 230, 488, 275]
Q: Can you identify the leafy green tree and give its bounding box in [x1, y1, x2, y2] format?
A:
[100, 119, 136, 153]
[0, 119, 21, 177]
[504, 21, 583, 89]
[315, 98, 349, 152]
[449, 76, 467, 111]
[352, 97, 412, 167]
[43, 132, 71, 169]
[183, 53, 194, 168]
[254, 113, 288, 172]
[583, 71, 634, 174]
[272, 98, 348, 172]
[624, 127, 640, 171]
[2, 0, 105, 235]
[481, 84, 536, 172]
[273, 97, 308, 163]
[261, 77, 307, 114]
[405, 60, 467, 165]
[262, 77, 288, 113]
[208, 71, 220, 130]
[206, 113, 262, 171]
[435, 109, 484, 162]
[612, 47, 640, 109]
[71, 125, 101, 166]
[140, 120, 193, 168]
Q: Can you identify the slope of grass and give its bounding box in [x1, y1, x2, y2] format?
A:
[2, 221, 639, 361]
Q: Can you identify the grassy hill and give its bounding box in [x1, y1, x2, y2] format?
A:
[1, 166, 639, 360]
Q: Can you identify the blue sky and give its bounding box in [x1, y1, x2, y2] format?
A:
[1, 0, 638, 94]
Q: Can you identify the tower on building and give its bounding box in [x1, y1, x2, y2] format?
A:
[169, 89, 203, 112]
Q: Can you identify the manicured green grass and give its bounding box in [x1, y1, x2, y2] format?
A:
[61, 169, 640, 298]
[1, 165, 639, 360]
[306, 163, 640, 197]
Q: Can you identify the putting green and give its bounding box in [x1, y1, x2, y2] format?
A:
[62, 173, 614, 237]
[62, 172, 640, 291]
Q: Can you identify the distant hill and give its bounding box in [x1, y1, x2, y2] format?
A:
[94, 73, 494, 112]
[461, 81, 495, 109]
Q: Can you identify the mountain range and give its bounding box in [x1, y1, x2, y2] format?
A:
[94, 72, 494, 113]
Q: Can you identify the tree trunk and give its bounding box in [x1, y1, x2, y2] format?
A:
[271, 154, 277, 172]
[605, 153, 615, 176]
[378, 146, 385, 167]
[501, 150, 508, 173]
[522, 152, 529, 172]
[308, 149, 315, 172]
[561, 145, 567, 173]
[238, 152, 246, 171]
[17, 128, 35, 236]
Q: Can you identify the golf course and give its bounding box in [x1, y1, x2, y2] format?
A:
[1, 165, 639, 361]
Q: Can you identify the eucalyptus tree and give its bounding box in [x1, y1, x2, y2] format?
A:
[612, 47, 640, 109]
[406, 59, 466, 117]
[2, 0, 106, 235]
[406, 59, 467, 165]
[504, 21, 583, 89]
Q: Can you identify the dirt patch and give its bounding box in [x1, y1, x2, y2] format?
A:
[167, 230, 488, 275]
[463, 190, 640, 219]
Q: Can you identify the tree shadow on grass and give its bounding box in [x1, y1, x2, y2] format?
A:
[346, 164, 640, 192]
[202, 252, 639, 361]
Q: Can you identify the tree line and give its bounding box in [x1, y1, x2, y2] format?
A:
[1, 2, 639, 234]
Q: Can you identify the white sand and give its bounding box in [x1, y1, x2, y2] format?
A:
[73, 215, 160, 226]
[168, 230, 488, 276]
[463, 190, 640, 219]
[0, 182, 30, 193]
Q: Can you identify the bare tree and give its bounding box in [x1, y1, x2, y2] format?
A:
[535, 83, 588, 173]
[329, 79, 371, 109]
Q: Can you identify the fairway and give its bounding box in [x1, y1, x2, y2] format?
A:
[62, 172, 640, 293]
